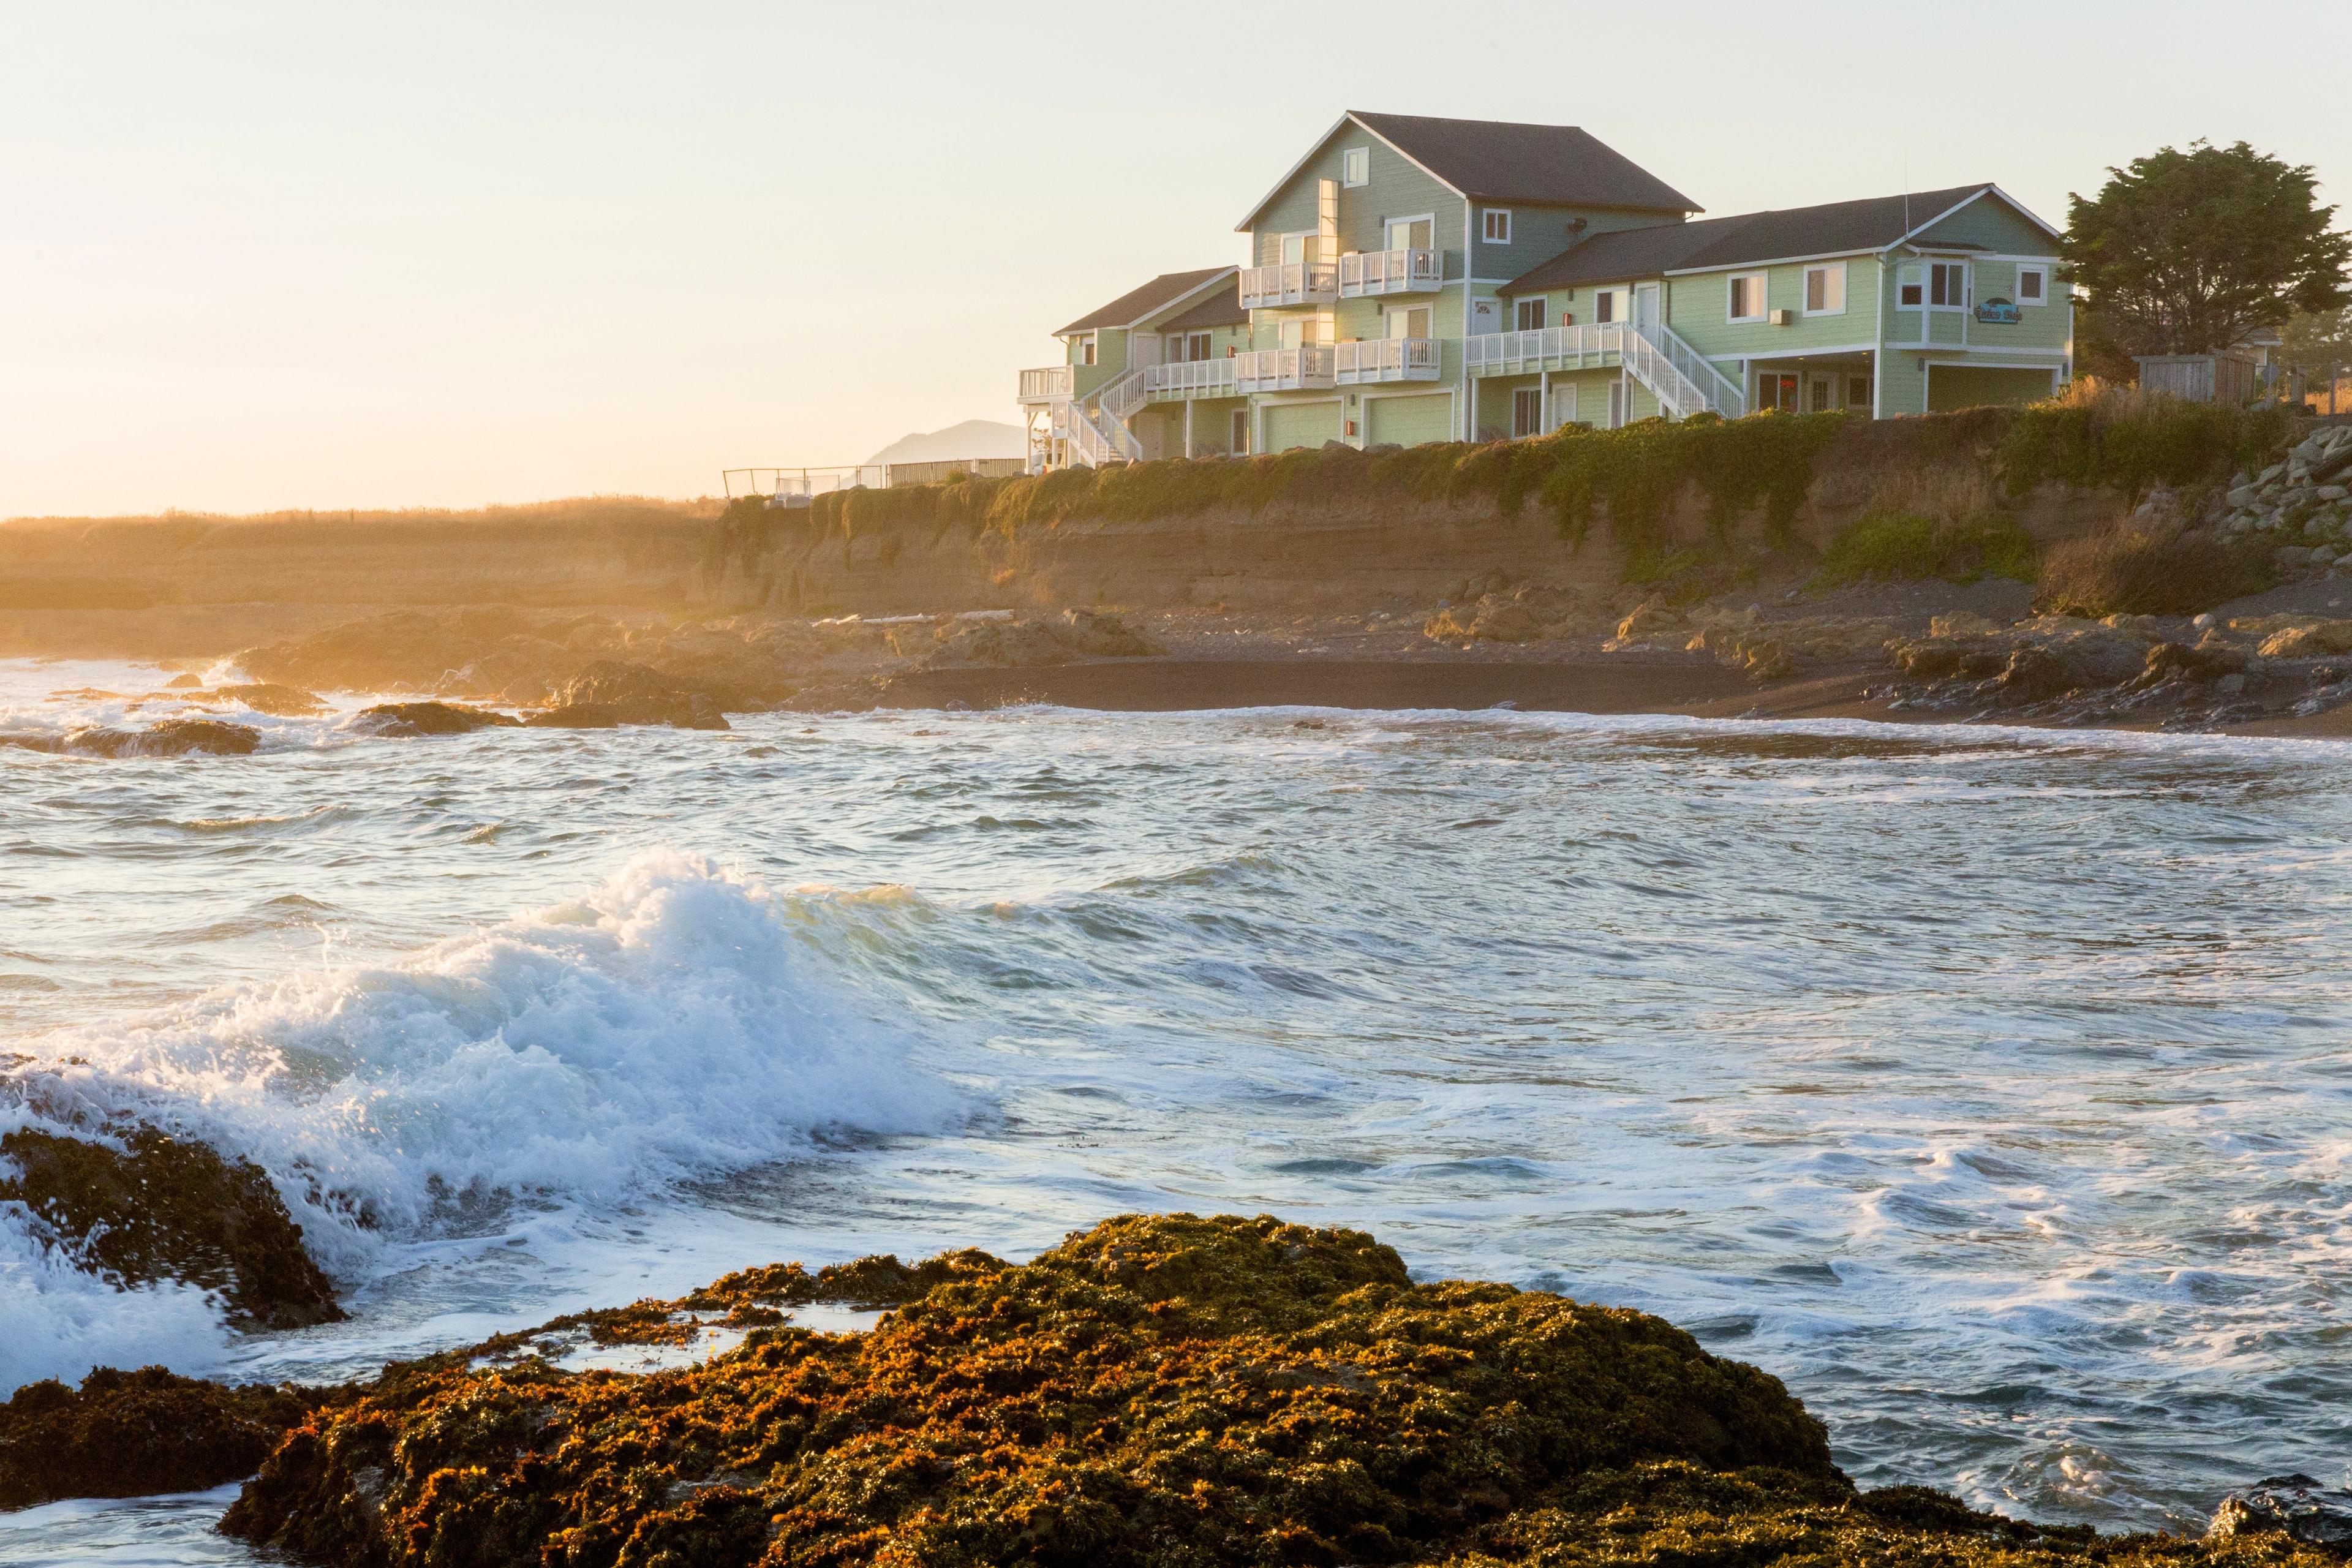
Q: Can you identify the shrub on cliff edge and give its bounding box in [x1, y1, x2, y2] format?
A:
[2035, 526, 2271, 617]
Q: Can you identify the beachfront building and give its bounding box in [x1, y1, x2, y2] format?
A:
[1018, 112, 2072, 466]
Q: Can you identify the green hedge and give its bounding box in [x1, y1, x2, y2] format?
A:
[1996, 393, 2291, 498]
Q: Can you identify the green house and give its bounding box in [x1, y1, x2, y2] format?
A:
[1017, 113, 2071, 466]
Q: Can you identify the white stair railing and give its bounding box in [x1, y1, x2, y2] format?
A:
[1650, 322, 1746, 417]
[1615, 329, 1714, 422]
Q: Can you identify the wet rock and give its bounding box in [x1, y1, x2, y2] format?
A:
[0, 1367, 317, 1510]
[2208, 1474, 2352, 1548]
[530, 661, 729, 730]
[213, 682, 325, 717]
[0, 1123, 342, 1330]
[224, 1212, 1839, 1565]
[2141, 641, 2249, 684]
[918, 608, 1166, 668]
[66, 718, 261, 757]
[353, 701, 522, 737]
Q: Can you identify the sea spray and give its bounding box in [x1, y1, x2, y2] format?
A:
[1, 850, 963, 1389]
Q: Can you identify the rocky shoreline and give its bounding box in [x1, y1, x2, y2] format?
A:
[1, 1213, 2345, 1564]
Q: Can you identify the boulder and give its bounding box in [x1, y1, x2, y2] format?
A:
[354, 701, 523, 737]
[0, 1123, 342, 1330]
[212, 683, 325, 717]
[532, 661, 729, 730]
[919, 609, 1166, 669]
[0, 1368, 317, 1510]
[2207, 1474, 2352, 1548]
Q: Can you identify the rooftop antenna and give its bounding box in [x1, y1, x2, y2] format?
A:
[1903, 151, 1911, 235]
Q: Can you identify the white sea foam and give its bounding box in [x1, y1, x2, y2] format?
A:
[1, 851, 962, 1387]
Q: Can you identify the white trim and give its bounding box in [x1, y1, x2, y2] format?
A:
[1889, 186, 2067, 251]
[2015, 264, 2049, 306]
[1727, 271, 1769, 323]
[1341, 146, 1370, 188]
[1481, 208, 1513, 244]
[1708, 340, 1879, 362]
[1513, 295, 1548, 331]
[1801, 261, 1847, 317]
[1662, 245, 1878, 277]
[1384, 211, 1439, 252]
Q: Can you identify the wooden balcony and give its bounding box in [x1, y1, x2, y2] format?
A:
[1337, 248, 1442, 298]
[1018, 365, 1074, 403]
[1232, 346, 1336, 393]
[1238, 260, 1339, 311]
[1334, 337, 1441, 385]
[1145, 358, 1240, 399]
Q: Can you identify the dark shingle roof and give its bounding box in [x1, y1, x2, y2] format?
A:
[1159, 281, 1249, 332]
[1502, 185, 2003, 293]
[1057, 268, 1234, 335]
[1350, 112, 1698, 213]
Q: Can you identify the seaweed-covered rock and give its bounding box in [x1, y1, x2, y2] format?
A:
[225, 1213, 1832, 1566]
[527, 661, 729, 730]
[0, 1125, 341, 1329]
[2209, 1475, 2352, 1548]
[0, 1367, 317, 1510]
[353, 701, 522, 737]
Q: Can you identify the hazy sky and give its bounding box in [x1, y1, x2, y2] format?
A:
[4, 0, 2347, 516]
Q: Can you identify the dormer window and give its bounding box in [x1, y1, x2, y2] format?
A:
[1342, 146, 1368, 187]
[1482, 209, 1512, 244]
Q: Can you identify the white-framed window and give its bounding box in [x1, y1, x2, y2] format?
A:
[1929, 261, 1967, 307]
[2016, 264, 2048, 304]
[1899, 265, 1923, 307]
[1078, 334, 1097, 367]
[1728, 273, 1769, 322]
[1515, 297, 1546, 331]
[1803, 262, 1846, 316]
[1342, 146, 1369, 187]
[1593, 287, 1618, 324]
[1385, 214, 1434, 252]
[1279, 232, 1311, 265]
[1513, 386, 1545, 438]
[1847, 374, 1872, 410]
[1482, 208, 1512, 244]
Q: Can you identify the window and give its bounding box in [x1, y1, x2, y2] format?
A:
[1386, 216, 1434, 251]
[1186, 331, 1212, 361]
[1756, 371, 1799, 411]
[2016, 265, 2048, 304]
[1515, 297, 1546, 331]
[1929, 261, 1967, 307]
[1847, 374, 1872, 411]
[1728, 273, 1768, 322]
[1899, 266, 1923, 307]
[1231, 409, 1250, 456]
[1482, 208, 1512, 244]
[1513, 386, 1545, 438]
[1593, 288, 1616, 324]
[1387, 305, 1431, 340]
[1342, 146, 1368, 187]
[1803, 263, 1845, 315]
[1079, 334, 1097, 367]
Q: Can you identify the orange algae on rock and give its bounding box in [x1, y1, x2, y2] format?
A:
[0, 1366, 319, 1510]
[222, 1213, 1832, 1566]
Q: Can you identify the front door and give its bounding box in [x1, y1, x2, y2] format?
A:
[1634, 282, 1660, 334]
[1469, 297, 1499, 337]
[1806, 372, 1836, 413]
[1384, 217, 1433, 252]
[1131, 332, 1162, 369]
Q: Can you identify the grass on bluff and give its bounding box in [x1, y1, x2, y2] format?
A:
[2035, 527, 2271, 617]
[1996, 378, 2293, 500]
[1815, 464, 2038, 587]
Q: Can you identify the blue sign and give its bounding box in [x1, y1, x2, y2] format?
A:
[1975, 297, 2022, 325]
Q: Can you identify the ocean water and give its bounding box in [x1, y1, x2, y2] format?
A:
[2, 655, 2350, 1562]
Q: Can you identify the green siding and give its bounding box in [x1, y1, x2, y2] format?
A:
[1248, 126, 1462, 276]
[1365, 392, 1453, 446]
[1264, 399, 1343, 451]
[1660, 257, 1883, 361]
[1913, 193, 2059, 255]
[1468, 205, 1683, 284]
[1927, 364, 2059, 412]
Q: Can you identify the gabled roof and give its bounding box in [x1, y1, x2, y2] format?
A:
[1159, 280, 1249, 332]
[1235, 111, 1697, 232]
[1501, 184, 2060, 292]
[1057, 267, 1235, 336]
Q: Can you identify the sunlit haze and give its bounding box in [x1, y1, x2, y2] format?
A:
[4, 0, 2345, 514]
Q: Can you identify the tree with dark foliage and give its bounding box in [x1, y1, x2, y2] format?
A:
[2064, 141, 2350, 358]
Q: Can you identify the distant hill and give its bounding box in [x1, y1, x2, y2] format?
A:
[863, 420, 1027, 467]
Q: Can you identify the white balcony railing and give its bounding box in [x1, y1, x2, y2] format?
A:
[1233, 345, 1336, 393]
[1464, 323, 1643, 375]
[1238, 260, 1340, 311]
[1145, 358, 1240, 398]
[1337, 248, 1442, 297]
[1019, 365, 1074, 401]
[1334, 337, 1441, 384]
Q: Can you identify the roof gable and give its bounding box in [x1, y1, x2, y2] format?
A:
[1057, 267, 1236, 336]
[1235, 111, 1696, 232]
[1159, 281, 1248, 332]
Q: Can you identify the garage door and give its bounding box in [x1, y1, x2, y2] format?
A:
[1263, 401, 1343, 453]
[1927, 364, 2057, 413]
[1366, 393, 1453, 447]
